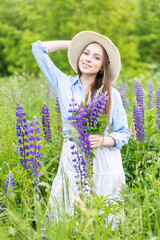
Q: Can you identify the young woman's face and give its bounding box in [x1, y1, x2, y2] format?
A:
[78, 43, 104, 76]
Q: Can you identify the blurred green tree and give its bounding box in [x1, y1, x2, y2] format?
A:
[0, 0, 159, 78]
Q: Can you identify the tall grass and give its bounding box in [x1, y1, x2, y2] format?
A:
[0, 72, 160, 239]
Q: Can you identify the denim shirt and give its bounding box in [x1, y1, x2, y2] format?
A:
[32, 40, 130, 150]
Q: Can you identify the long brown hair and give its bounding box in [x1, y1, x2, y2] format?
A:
[77, 43, 111, 117]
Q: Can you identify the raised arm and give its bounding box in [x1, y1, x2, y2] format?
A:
[32, 40, 71, 91]
[41, 40, 71, 53]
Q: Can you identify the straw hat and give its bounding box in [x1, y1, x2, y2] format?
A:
[68, 31, 121, 82]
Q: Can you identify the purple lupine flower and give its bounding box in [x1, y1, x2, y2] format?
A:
[148, 79, 153, 109]
[68, 87, 108, 192]
[1, 172, 14, 213]
[68, 102, 90, 192]
[42, 103, 52, 142]
[55, 97, 62, 133]
[88, 91, 108, 128]
[134, 80, 140, 92]
[119, 82, 126, 108]
[135, 81, 144, 123]
[42, 213, 54, 233]
[56, 97, 60, 114]
[29, 116, 42, 185]
[133, 102, 145, 142]
[46, 85, 51, 98]
[124, 83, 130, 108]
[156, 87, 160, 131]
[4, 171, 14, 195]
[16, 102, 31, 169]
[16, 103, 42, 189]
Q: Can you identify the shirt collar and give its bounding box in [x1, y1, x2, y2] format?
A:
[71, 75, 81, 86]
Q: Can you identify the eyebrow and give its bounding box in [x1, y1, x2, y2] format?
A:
[84, 48, 102, 57]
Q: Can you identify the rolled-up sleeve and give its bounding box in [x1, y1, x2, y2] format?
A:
[31, 40, 68, 91]
[106, 88, 130, 150]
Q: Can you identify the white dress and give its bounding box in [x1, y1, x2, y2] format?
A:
[49, 138, 125, 214]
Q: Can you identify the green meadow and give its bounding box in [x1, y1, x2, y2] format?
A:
[0, 72, 160, 239]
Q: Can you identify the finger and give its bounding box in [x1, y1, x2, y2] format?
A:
[89, 135, 97, 139]
[89, 137, 98, 142]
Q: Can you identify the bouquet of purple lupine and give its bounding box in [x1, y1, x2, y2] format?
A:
[68, 86, 108, 194]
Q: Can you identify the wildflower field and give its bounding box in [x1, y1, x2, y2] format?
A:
[0, 72, 160, 240]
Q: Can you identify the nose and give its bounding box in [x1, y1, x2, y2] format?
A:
[86, 55, 91, 62]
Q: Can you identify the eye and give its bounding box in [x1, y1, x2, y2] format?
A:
[94, 56, 100, 60]
[83, 51, 89, 55]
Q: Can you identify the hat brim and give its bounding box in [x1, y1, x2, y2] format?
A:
[68, 31, 121, 82]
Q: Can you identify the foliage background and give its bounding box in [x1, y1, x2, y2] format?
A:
[0, 73, 160, 239]
[0, 0, 160, 79]
[0, 1, 160, 239]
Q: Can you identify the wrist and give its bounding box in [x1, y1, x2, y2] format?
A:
[100, 136, 104, 146]
[103, 136, 116, 147]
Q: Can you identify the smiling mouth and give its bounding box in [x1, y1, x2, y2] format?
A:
[82, 63, 91, 68]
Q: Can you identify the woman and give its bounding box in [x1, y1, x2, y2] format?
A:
[32, 31, 130, 213]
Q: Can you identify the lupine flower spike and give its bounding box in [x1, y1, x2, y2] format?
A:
[46, 85, 51, 98]
[29, 116, 42, 185]
[16, 103, 42, 186]
[119, 82, 126, 108]
[42, 103, 52, 142]
[4, 171, 14, 195]
[55, 97, 62, 132]
[16, 102, 31, 169]
[135, 81, 144, 123]
[148, 79, 153, 109]
[1, 172, 15, 213]
[68, 99, 89, 192]
[156, 87, 160, 131]
[133, 102, 145, 142]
